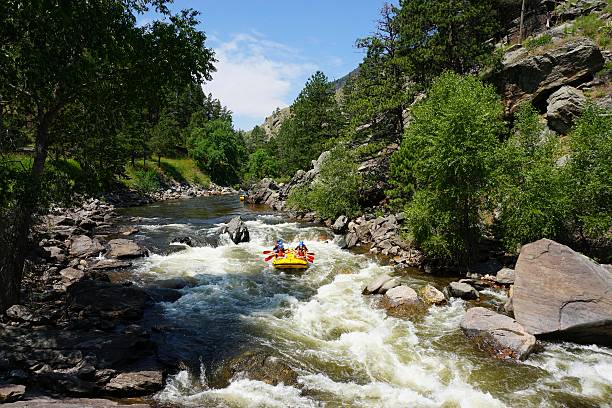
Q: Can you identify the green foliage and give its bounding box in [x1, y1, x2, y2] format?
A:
[565, 105, 612, 238]
[342, 4, 413, 143]
[566, 14, 611, 49]
[131, 169, 161, 194]
[245, 149, 278, 182]
[245, 125, 268, 154]
[493, 104, 570, 251]
[286, 147, 361, 219]
[188, 118, 246, 185]
[396, 0, 499, 85]
[523, 34, 553, 50]
[275, 71, 344, 176]
[389, 72, 504, 265]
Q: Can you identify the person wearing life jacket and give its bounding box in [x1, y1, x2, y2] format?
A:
[273, 239, 285, 258]
[295, 240, 308, 258]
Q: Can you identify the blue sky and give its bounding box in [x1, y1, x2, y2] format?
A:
[139, 1, 389, 130]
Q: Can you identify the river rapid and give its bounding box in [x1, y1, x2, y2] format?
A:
[117, 195, 611, 408]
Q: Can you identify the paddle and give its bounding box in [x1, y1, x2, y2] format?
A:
[264, 255, 275, 262]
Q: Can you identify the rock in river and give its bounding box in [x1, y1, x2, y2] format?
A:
[0, 384, 26, 403]
[460, 307, 536, 361]
[512, 239, 612, 346]
[106, 239, 145, 259]
[222, 216, 250, 244]
[447, 281, 479, 300]
[419, 284, 446, 305]
[363, 274, 397, 295]
[105, 370, 164, 396]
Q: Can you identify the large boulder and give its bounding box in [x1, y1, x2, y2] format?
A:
[512, 239, 612, 346]
[362, 274, 397, 295]
[67, 280, 151, 321]
[495, 268, 516, 285]
[212, 350, 297, 388]
[222, 216, 250, 244]
[105, 370, 164, 396]
[332, 215, 349, 234]
[0, 384, 25, 403]
[546, 86, 586, 133]
[70, 235, 104, 258]
[492, 37, 604, 115]
[106, 239, 144, 259]
[383, 285, 420, 308]
[460, 307, 536, 360]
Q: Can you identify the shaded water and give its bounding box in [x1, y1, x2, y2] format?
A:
[118, 196, 612, 408]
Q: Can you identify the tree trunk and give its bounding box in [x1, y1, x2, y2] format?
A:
[131, 150, 135, 166]
[0, 113, 51, 313]
[519, 0, 526, 43]
[158, 154, 161, 167]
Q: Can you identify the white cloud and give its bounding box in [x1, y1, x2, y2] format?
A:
[204, 33, 317, 129]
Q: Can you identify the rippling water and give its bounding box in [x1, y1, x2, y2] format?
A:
[118, 196, 612, 408]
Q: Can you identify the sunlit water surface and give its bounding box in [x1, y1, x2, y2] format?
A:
[117, 195, 612, 408]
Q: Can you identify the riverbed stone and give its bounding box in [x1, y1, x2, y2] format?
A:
[460, 307, 536, 360]
[1, 398, 150, 407]
[332, 215, 349, 233]
[212, 350, 298, 388]
[223, 216, 250, 244]
[419, 284, 446, 305]
[512, 238, 612, 346]
[448, 282, 480, 300]
[67, 280, 151, 321]
[495, 268, 516, 285]
[106, 239, 144, 259]
[383, 285, 420, 308]
[379, 277, 400, 294]
[362, 274, 394, 295]
[0, 384, 26, 403]
[70, 235, 104, 258]
[60, 267, 86, 286]
[105, 370, 164, 396]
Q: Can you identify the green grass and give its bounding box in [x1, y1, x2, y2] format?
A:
[566, 14, 612, 50]
[123, 157, 210, 190]
[523, 34, 553, 50]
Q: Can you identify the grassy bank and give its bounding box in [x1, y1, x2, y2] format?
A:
[123, 157, 211, 192]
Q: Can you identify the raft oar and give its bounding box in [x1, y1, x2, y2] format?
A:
[264, 254, 275, 262]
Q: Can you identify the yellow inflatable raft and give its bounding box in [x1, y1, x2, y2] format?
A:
[272, 251, 309, 270]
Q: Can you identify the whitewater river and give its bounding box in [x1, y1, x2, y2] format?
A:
[117, 195, 611, 408]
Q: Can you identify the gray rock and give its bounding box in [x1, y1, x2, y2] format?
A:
[379, 277, 400, 294]
[345, 232, 359, 248]
[67, 280, 151, 321]
[513, 239, 612, 346]
[5, 305, 34, 323]
[383, 285, 420, 308]
[363, 274, 394, 295]
[460, 307, 536, 360]
[223, 216, 250, 245]
[0, 384, 26, 403]
[448, 282, 480, 300]
[419, 284, 446, 305]
[0, 398, 149, 407]
[546, 86, 586, 133]
[105, 371, 163, 396]
[212, 350, 297, 388]
[43, 246, 65, 263]
[59, 267, 85, 287]
[495, 268, 516, 285]
[90, 259, 133, 270]
[332, 215, 349, 234]
[492, 38, 604, 115]
[106, 239, 144, 259]
[70, 235, 104, 258]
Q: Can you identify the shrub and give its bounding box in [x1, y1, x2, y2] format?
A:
[132, 169, 160, 194]
[493, 104, 570, 251]
[389, 72, 505, 266]
[286, 147, 361, 219]
[564, 105, 612, 239]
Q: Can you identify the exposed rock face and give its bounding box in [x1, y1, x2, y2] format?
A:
[495, 268, 516, 285]
[419, 284, 446, 305]
[261, 107, 291, 138]
[0, 384, 26, 403]
[460, 307, 536, 360]
[105, 370, 163, 396]
[493, 37, 604, 115]
[447, 282, 480, 300]
[106, 239, 144, 259]
[512, 239, 612, 346]
[170, 236, 194, 246]
[222, 216, 250, 244]
[546, 86, 586, 133]
[59, 267, 86, 287]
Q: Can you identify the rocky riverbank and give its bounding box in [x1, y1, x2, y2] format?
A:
[0, 184, 237, 405]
